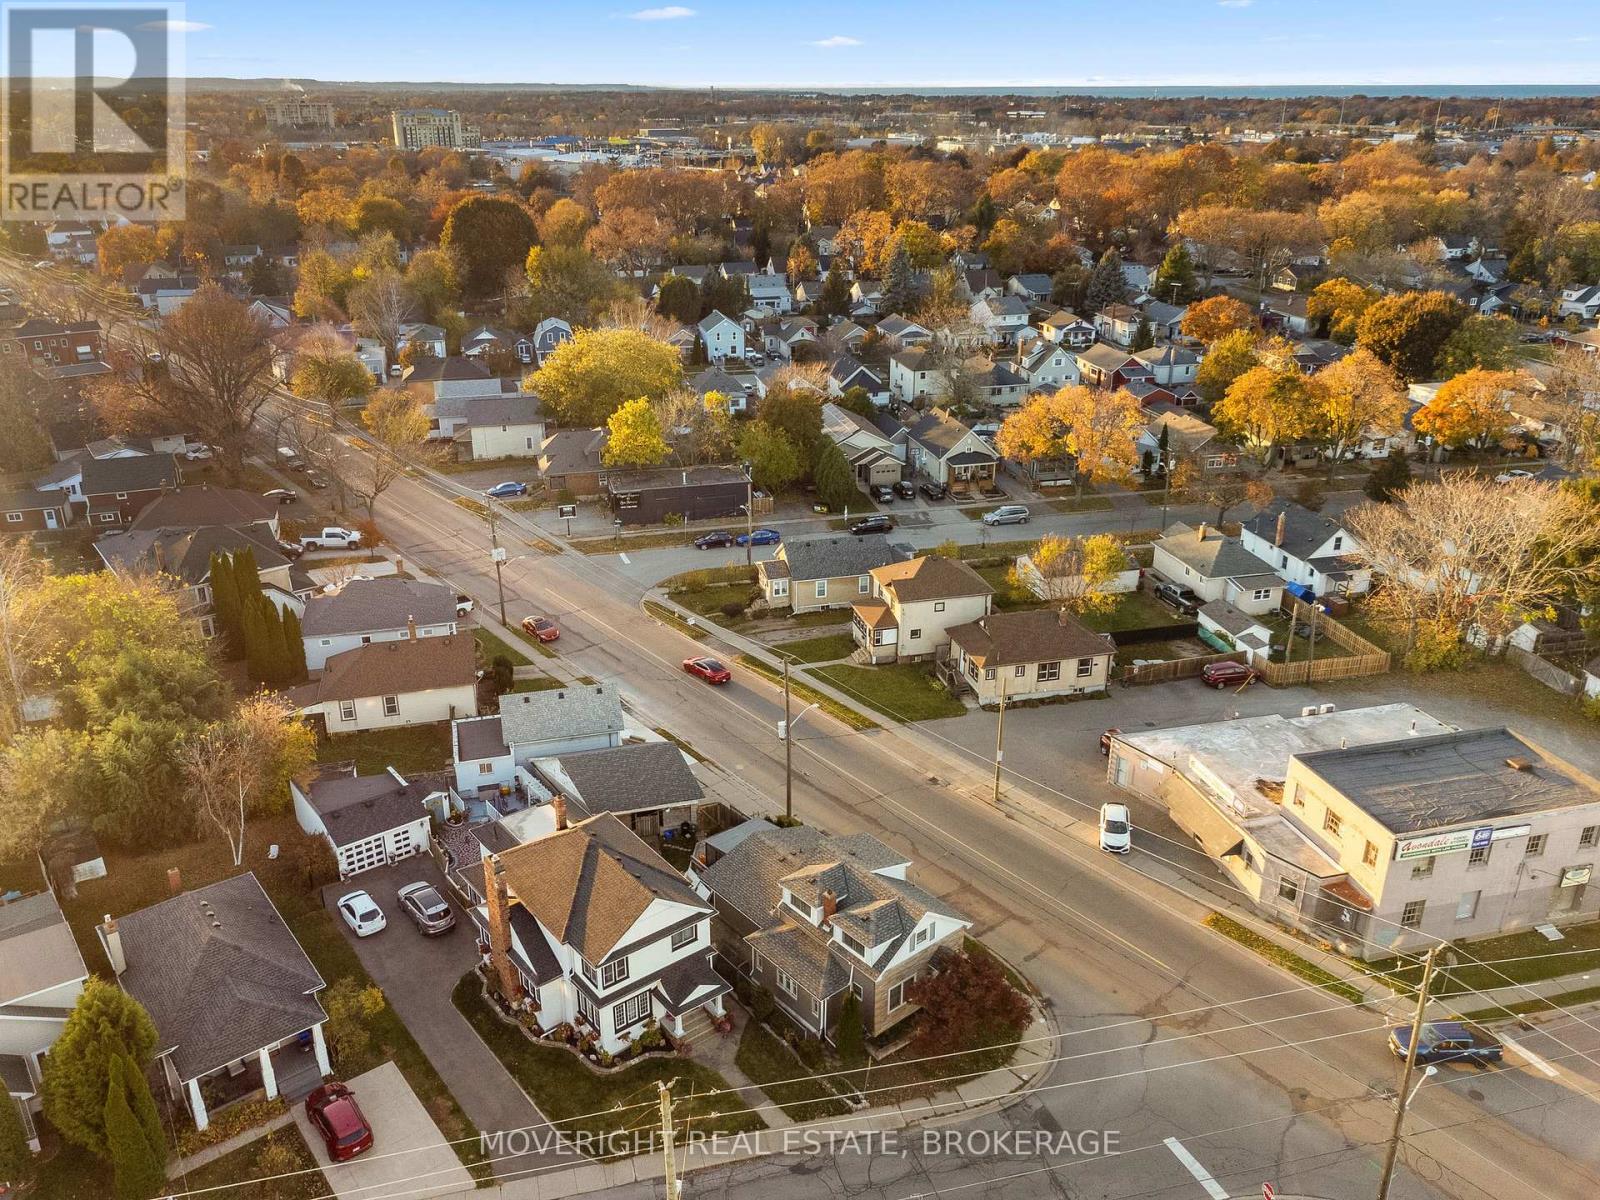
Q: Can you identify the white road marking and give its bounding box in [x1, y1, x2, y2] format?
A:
[1164, 1137, 1229, 1200]
[1501, 1036, 1560, 1078]
[619, 552, 631, 564]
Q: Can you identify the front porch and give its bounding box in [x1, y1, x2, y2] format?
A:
[182, 1026, 330, 1132]
[851, 600, 899, 664]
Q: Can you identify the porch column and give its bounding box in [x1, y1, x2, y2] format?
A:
[709, 995, 726, 1017]
[311, 1023, 332, 1078]
[187, 1077, 209, 1132]
[672, 1013, 685, 1037]
[259, 1046, 278, 1100]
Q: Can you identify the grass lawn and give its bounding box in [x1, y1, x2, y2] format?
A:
[956, 537, 1036, 563]
[174, 1125, 326, 1200]
[31, 529, 100, 573]
[808, 662, 966, 722]
[738, 655, 878, 730]
[642, 599, 707, 640]
[317, 723, 453, 775]
[1459, 984, 1600, 1023]
[974, 563, 1047, 612]
[773, 632, 858, 663]
[571, 528, 705, 554]
[473, 625, 533, 667]
[1043, 495, 1115, 513]
[668, 580, 763, 622]
[1363, 920, 1600, 997]
[1078, 591, 1190, 634]
[452, 972, 764, 1152]
[507, 674, 565, 692]
[733, 1021, 852, 1122]
[1202, 913, 1367, 1005]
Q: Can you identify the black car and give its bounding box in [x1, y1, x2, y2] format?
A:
[870, 484, 896, 503]
[1154, 581, 1201, 615]
[920, 481, 947, 501]
[893, 480, 915, 500]
[849, 514, 894, 536]
[694, 530, 735, 550]
[303, 470, 329, 490]
[1388, 1022, 1503, 1065]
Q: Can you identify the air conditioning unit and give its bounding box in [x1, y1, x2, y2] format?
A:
[1319, 704, 1336, 715]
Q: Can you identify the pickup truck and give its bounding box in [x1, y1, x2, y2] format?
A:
[299, 527, 363, 551]
[455, 594, 475, 616]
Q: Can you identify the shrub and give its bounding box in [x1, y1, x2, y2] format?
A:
[663, 512, 685, 526]
[720, 599, 748, 618]
[1293, 479, 1326, 511]
[834, 992, 866, 1069]
[906, 948, 1030, 1060]
[490, 653, 514, 694]
[1402, 616, 1469, 673]
[794, 1036, 826, 1068]
[751, 985, 776, 1024]
[323, 978, 387, 1068]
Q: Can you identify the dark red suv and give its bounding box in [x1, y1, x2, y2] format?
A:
[1200, 661, 1257, 689]
[306, 1082, 373, 1161]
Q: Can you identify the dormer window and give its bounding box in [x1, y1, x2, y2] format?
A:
[838, 929, 867, 956]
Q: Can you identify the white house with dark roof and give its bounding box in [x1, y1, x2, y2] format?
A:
[969, 294, 1031, 345]
[825, 355, 888, 406]
[300, 577, 460, 671]
[289, 632, 478, 732]
[697, 311, 744, 362]
[457, 393, 546, 461]
[98, 873, 330, 1131]
[1239, 501, 1370, 598]
[532, 741, 704, 842]
[1152, 522, 1285, 614]
[757, 533, 903, 614]
[292, 764, 446, 877]
[874, 315, 933, 349]
[1, 885, 89, 1150]
[1132, 343, 1200, 387]
[451, 683, 625, 794]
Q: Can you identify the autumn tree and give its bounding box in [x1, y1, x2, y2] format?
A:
[906, 947, 1030, 1060]
[1187, 474, 1276, 526]
[1307, 277, 1379, 344]
[1312, 348, 1407, 469]
[440, 195, 537, 296]
[404, 248, 460, 322]
[1213, 365, 1320, 464]
[755, 383, 824, 455]
[1014, 533, 1126, 615]
[602, 397, 671, 468]
[180, 693, 314, 868]
[524, 244, 623, 326]
[289, 327, 376, 407]
[348, 270, 416, 366]
[293, 246, 353, 320]
[1355, 290, 1469, 382]
[736, 422, 803, 493]
[529, 328, 683, 427]
[997, 386, 1141, 499]
[1176, 205, 1324, 288]
[1436, 313, 1520, 378]
[536, 197, 592, 248]
[1412, 367, 1525, 449]
[96, 224, 161, 278]
[354, 386, 432, 518]
[1179, 295, 1255, 345]
[0, 356, 54, 475]
[837, 209, 894, 274]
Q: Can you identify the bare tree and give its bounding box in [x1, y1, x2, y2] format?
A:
[349, 270, 416, 368]
[0, 541, 49, 738]
[352, 386, 433, 520]
[1542, 347, 1600, 470]
[180, 694, 308, 868]
[598, 293, 679, 341]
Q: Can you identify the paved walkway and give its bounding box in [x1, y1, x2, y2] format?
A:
[166, 1110, 295, 1179]
[686, 1004, 794, 1131]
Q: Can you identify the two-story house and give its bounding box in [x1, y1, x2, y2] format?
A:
[0, 318, 104, 368]
[401, 357, 513, 440]
[95, 525, 296, 638]
[300, 577, 460, 671]
[1239, 501, 1371, 598]
[1094, 304, 1143, 347]
[969, 294, 1031, 345]
[1, 885, 89, 1151]
[456, 394, 546, 461]
[532, 317, 573, 365]
[900, 408, 999, 490]
[690, 821, 971, 1038]
[1557, 285, 1600, 322]
[1132, 343, 1200, 387]
[40, 453, 182, 527]
[888, 346, 940, 407]
[1016, 338, 1083, 392]
[758, 534, 903, 614]
[1039, 310, 1097, 348]
[697, 311, 745, 362]
[474, 810, 729, 1051]
[826, 355, 889, 406]
[852, 555, 994, 664]
[1006, 273, 1054, 304]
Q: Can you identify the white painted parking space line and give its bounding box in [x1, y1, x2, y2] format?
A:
[1502, 1036, 1560, 1078]
[1164, 1137, 1230, 1200]
[619, 552, 631, 564]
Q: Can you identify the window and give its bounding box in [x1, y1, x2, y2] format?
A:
[97, 513, 117, 523]
[600, 957, 630, 987]
[1278, 877, 1299, 904]
[1332, 535, 1343, 551]
[934, 601, 945, 613]
[810, 996, 821, 1017]
[1252, 588, 1272, 602]
[1076, 657, 1094, 678]
[478, 762, 495, 776]
[1362, 841, 1379, 868]
[839, 930, 866, 955]
[580, 959, 597, 984]
[850, 981, 864, 1000]
[983, 667, 996, 680]
[858, 576, 870, 594]
[775, 968, 798, 997]
[114, 491, 127, 500]
[1411, 856, 1435, 879]
[612, 991, 650, 1033]
[671, 925, 697, 951]
[1037, 661, 1061, 682]
[772, 579, 788, 598]
[913, 926, 929, 947]
[1014, 664, 1025, 677]
[3, 513, 19, 523]
[338, 700, 356, 723]
[888, 981, 906, 1009]
[1322, 810, 1343, 837]
[815, 580, 827, 599]
[1582, 825, 1599, 849]
[909, 628, 921, 640]
[320, 638, 332, 646]
[1467, 845, 1491, 869]
[1289, 783, 1303, 808]
[1401, 900, 1426, 928]
[382, 695, 400, 717]
[1456, 891, 1480, 921]
[1525, 834, 1547, 858]
[576, 991, 598, 1025]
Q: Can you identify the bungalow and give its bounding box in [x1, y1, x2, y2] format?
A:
[1, 886, 89, 1151]
[463, 324, 536, 365]
[689, 821, 971, 1039]
[96, 524, 297, 638]
[291, 765, 443, 878]
[402, 357, 508, 439]
[301, 577, 460, 671]
[688, 365, 758, 414]
[1006, 273, 1054, 304]
[1094, 304, 1143, 347]
[761, 317, 819, 362]
[874, 315, 933, 349]
[1075, 344, 1152, 390]
[1039, 310, 1096, 348]
[1132, 343, 1200, 387]
[451, 682, 625, 795]
[1239, 501, 1370, 598]
[945, 609, 1116, 705]
[532, 317, 573, 365]
[747, 270, 794, 314]
[538, 428, 608, 498]
[851, 554, 994, 665]
[456, 394, 546, 461]
[902, 408, 999, 489]
[129, 485, 279, 536]
[99, 873, 330, 1133]
[698, 311, 745, 362]
[820, 402, 904, 492]
[531, 741, 704, 842]
[133, 274, 200, 314]
[1557, 285, 1600, 322]
[828, 319, 868, 352]
[758, 533, 902, 614]
[965, 357, 1028, 407]
[398, 322, 448, 359]
[1272, 263, 1322, 292]
[1261, 294, 1313, 336]
[0, 488, 72, 533]
[1152, 522, 1285, 615]
[1136, 406, 1238, 474]
[826, 355, 889, 406]
[1142, 300, 1188, 341]
[289, 630, 479, 733]
[848, 281, 884, 318]
[1016, 339, 1081, 391]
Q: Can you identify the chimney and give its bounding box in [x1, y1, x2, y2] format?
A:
[821, 889, 838, 925]
[167, 867, 182, 895]
[1275, 511, 1286, 547]
[551, 793, 568, 831]
[1197, 522, 1208, 541]
[406, 613, 418, 639]
[483, 855, 524, 1005]
[102, 916, 126, 975]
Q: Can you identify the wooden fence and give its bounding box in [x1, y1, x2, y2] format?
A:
[1121, 649, 1245, 686]
[1253, 598, 1390, 687]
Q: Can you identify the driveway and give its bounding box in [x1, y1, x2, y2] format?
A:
[295, 1061, 475, 1200]
[325, 857, 581, 1179]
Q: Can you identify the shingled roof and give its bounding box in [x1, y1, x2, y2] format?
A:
[300, 578, 459, 638]
[289, 632, 475, 706]
[870, 554, 993, 604]
[542, 741, 704, 818]
[946, 608, 1115, 668]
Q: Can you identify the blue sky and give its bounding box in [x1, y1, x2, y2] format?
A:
[178, 1, 1598, 87]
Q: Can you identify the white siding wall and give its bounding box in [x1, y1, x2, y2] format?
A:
[305, 620, 458, 671]
[468, 422, 546, 461]
[308, 682, 478, 732]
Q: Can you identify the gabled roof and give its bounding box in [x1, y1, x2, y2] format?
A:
[871, 554, 993, 604]
[903, 408, 987, 459]
[1241, 501, 1352, 560]
[402, 356, 491, 384]
[544, 742, 704, 818]
[0, 889, 87, 1007]
[301, 767, 443, 848]
[779, 533, 899, 583]
[459, 394, 544, 427]
[496, 813, 709, 964]
[300, 577, 458, 637]
[95, 524, 288, 586]
[1076, 343, 1140, 372]
[827, 354, 882, 388]
[1156, 522, 1279, 581]
[498, 682, 624, 751]
[289, 632, 475, 706]
[129, 485, 276, 531]
[947, 608, 1114, 668]
[1133, 343, 1200, 368]
[697, 309, 739, 335]
[79, 453, 179, 495]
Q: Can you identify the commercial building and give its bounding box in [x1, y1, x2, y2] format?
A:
[391, 108, 482, 151]
[264, 99, 336, 128]
[1107, 706, 1600, 959]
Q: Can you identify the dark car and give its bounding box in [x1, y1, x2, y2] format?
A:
[736, 528, 781, 547]
[397, 881, 455, 935]
[920, 481, 947, 501]
[870, 484, 896, 503]
[1388, 1021, 1503, 1065]
[893, 480, 916, 500]
[305, 1082, 373, 1161]
[694, 530, 735, 550]
[484, 481, 529, 499]
[1200, 661, 1257, 689]
[262, 488, 297, 505]
[1154, 581, 1202, 615]
[521, 615, 560, 642]
[303, 469, 329, 490]
[683, 656, 732, 684]
[1098, 728, 1121, 755]
[849, 514, 894, 536]
[275, 539, 305, 560]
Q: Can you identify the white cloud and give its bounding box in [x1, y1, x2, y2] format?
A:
[812, 35, 862, 48]
[630, 5, 695, 19]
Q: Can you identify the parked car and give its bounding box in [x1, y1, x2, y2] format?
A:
[336, 891, 386, 938]
[694, 530, 736, 550]
[1098, 802, 1132, 854]
[183, 443, 214, 461]
[300, 526, 363, 550]
[870, 484, 896, 503]
[263, 488, 297, 505]
[893, 480, 916, 500]
[484, 481, 528, 498]
[1200, 661, 1257, 690]
[303, 470, 329, 490]
[275, 539, 305, 560]
[1387, 1021, 1503, 1065]
[1154, 581, 1201, 615]
[736, 528, 781, 547]
[1494, 468, 1535, 484]
[397, 881, 455, 935]
[981, 505, 1030, 526]
[521, 615, 560, 642]
[305, 1082, 374, 1161]
[920, 481, 948, 501]
[277, 446, 307, 471]
[1098, 728, 1121, 755]
[454, 593, 475, 616]
[849, 514, 894, 536]
[683, 656, 733, 684]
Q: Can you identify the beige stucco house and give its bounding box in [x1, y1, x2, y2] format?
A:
[851, 555, 994, 664]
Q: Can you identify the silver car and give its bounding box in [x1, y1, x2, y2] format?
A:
[981, 505, 1031, 526]
[397, 882, 455, 935]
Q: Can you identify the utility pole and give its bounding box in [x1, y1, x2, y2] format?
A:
[992, 671, 1008, 804]
[1376, 943, 1444, 1200]
[783, 657, 793, 821]
[657, 1079, 680, 1200]
[487, 502, 508, 627]
[743, 465, 755, 568]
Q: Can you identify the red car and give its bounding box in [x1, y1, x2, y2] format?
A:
[682, 656, 732, 684]
[1200, 661, 1257, 690]
[305, 1082, 373, 1161]
[521, 616, 560, 642]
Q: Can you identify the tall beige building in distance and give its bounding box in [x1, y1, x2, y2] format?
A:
[391, 108, 482, 151]
[264, 98, 336, 128]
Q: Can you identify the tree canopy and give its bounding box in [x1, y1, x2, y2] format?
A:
[527, 327, 683, 427]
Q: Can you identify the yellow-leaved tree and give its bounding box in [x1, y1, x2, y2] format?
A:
[1011, 533, 1127, 616]
[602, 397, 672, 468]
[1411, 367, 1525, 450]
[996, 385, 1142, 499]
[1312, 347, 1407, 471]
[1212, 365, 1321, 465]
[526, 327, 683, 427]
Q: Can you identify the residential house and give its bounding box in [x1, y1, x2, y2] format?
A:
[538, 428, 608, 497]
[96, 523, 297, 638]
[1262, 294, 1313, 336]
[1039, 310, 1096, 348]
[828, 319, 868, 352]
[1557, 286, 1600, 322]
[826, 355, 889, 406]
[889, 346, 941, 407]
[38, 453, 181, 527]
[1016, 339, 1082, 392]
[901, 408, 999, 490]
[291, 765, 444, 878]
[1094, 304, 1143, 347]
[1012, 545, 1140, 606]
[1006, 273, 1054, 304]
[945, 609, 1116, 704]
[688, 365, 758, 414]
[223, 245, 262, 274]
[402, 357, 511, 440]
[848, 280, 884, 318]
[532, 317, 573, 365]
[1132, 343, 1200, 387]
[820, 402, 904, 492]
[1152, 522, 1285, 614]
[290, 631, 479, 732]
[451, 682, 625, 795]
[969, 294, 1031, 345]
[301, 577, 460, 671]
[99, 873, 330, 1132]
[1136, 406, 1238, 474]
[1196, 600, 1276, 665]
[129, 485, 279, 536]
[463, 324, 536, 365]
[398, 322, 448, 359]
[457, 394, 546, 461]
[474, 812, 729, 1050]
[1272, 263, 1322, 292]
[0, 488, 72, 533]
[851, 554, 994, 664]
[689, 821, 971, 1037]
[698, 311, 745, 362]
[873, 315, 933, 350]
[1075, 344, 1153, 390]
[1239, 501, 1371, 598]
[747, 270, 794, 314]
[758, 533, 902, 614]
[1142, 300, 1188, 342]
[0, 318, 104, 368]
[963, 356, 1028, 406]
[1466, 256, 1510, 286]
[1, 887, 89, 1151]
[132, 273, 200, 315]
[530, 741, 705, 842]
[761, 317, 819, 362]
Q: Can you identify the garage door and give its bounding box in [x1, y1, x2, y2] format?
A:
[340, 836, 388, 877]
[390, 827, 418, 861]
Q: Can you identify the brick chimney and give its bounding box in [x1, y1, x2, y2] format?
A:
[1275, 510, 1286, 547]
[1197, 522, 1208, 541]
[483, 855, 523, 1004]
[821, 889, 838, 925]
[102, 915, 126, 975]
[551, 793, 568, 831]
[406, 613, 417, 639]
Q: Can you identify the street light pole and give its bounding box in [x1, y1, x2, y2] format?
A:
[487, 502, 508, 628]
[743, 465, 754, 568]
[992, 671, 1008, 804]
[784, 657, 793, 820]
[1377, 943, 1445, 1200]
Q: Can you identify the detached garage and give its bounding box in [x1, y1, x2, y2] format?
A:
[291, 765, 447, 879]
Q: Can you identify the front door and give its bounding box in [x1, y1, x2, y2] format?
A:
[43, 508, 58, 529]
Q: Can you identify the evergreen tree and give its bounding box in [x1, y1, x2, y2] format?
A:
[811, 438, 858, 514]
[208, 552, 241, 656]
[883, 243, 915, 314]
[820, 265, 851, 319]
[1364, 452, 1413, 503]
[1085, 248, 1129, 314]
[104, 1057, 163, 1200]
[0, 1088, 31, 1193]
[1154, 243, 1197, 303]
[1131, 316, 1155, 351]
[117, 1053, 166, 1171]
[239, 587, 269, 682]
[40, 979, 158, 1157]
[281, 606, 308, 683]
